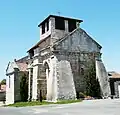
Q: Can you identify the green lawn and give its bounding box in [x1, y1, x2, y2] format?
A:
[7, 100, 81, 107]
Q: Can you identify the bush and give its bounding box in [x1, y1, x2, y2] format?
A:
[0, 79, 6, 85]
[79, 92, 85, 99]
[85, 62, 101, 98]
[20, 73, 28, 102]
[42, 95, 46, 100]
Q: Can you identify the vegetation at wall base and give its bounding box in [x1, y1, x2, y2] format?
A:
[56, 99, 81, 104]
[20, 73, 28, 102]
[85, 62, 101, 98]
[7, 100, 81, 107]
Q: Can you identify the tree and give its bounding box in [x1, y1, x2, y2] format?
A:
[0, 79, 6, 85]
[20, 73, 28, 102]
[85, 62, 101, 98]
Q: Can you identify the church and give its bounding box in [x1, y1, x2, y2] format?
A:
[6, 15, 110, 104]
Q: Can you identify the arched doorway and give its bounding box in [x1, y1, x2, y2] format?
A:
[37, 62, 50, 100]
[44, 62, 50, 80]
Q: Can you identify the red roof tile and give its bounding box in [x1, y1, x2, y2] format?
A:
[16, 62, 28, 72]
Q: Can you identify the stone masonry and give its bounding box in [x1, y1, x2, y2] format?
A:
[5, 15, 111, 105]
[27, 15, 110, 102]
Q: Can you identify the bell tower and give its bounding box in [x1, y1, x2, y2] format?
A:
[38, 15, 83, 43]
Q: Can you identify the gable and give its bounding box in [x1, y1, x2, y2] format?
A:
[53, 28, 102, 52]
[6, 62, 19, 75]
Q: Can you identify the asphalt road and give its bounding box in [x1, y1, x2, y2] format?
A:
[0, 99, 120, 115]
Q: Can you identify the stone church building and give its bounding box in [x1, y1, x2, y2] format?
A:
[6, 15, 110, 104]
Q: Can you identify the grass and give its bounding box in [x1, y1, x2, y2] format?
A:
[7, 99, 81, 107]
[55, 99, 81, 104]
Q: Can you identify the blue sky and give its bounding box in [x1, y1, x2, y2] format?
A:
[0, 0, 120, 80]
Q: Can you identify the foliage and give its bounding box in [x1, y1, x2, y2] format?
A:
[79, 92, 85, 99]
[0, 79, 6, 85]
[20, 73, 28, 102]
[42, 95, 46, 100]
[85, 62, 101, 98]
[7, 100, 81, 107]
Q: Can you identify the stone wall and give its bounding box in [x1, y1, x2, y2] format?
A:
[96, 60, 110, 97]
[37, 64, 47, 99]
[56, 60, 76, 100]
[38, 36, 51, 49]
[114, 81, 120, 98]
[42, 56, 58, 101]
[28, 23, 103, 101]
[52, 27, 101, 94]
[28, 50, 53, 101]
[32, 59, 39, 100]
[54, 28, 101, 53]
[55, 51, 98, 93]
[39, 17, 69, 43]
[28, 68, 33, 100]
[6, 74, 15, 105]
[51, 17, 69, 44]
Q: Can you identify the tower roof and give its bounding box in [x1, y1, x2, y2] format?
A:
[38, 15, 83, 27]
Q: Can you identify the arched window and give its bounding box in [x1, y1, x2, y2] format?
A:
[44, 62, 50, 78]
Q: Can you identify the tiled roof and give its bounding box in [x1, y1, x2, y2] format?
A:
[27, 36, 50, 52]
[108, 72, 120, 78]
[16, 56, 28, 63]
[6, 56, 28, 75]
[16, 62, 28, 72]
[38, 15, 83, 27]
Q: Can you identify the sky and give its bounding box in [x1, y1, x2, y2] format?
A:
[0, 0, 120, 80]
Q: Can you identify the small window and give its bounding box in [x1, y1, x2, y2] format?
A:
[9, 76, 10, 88]
[55, 17, 65, 30]
[47, 20, 49, 31]
[68, 20, 76, 32]
[42, 23, 45, 34]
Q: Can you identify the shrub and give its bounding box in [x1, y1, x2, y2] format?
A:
[42, 95, 46, 100]
[0, 79, 6, 85]
[20, 73, 28, 102]
[79, 92, 85, 99]
[85, 62, 101, 98]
